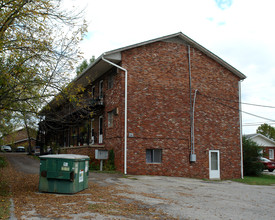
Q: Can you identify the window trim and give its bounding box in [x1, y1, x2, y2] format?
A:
[107, 111, 114, 128]
[146, 149, 162, 164]
[269, 149, 274, 160]
[91, 85, 95, 98]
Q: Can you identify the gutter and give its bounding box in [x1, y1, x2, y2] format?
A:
[102, 55, 128, 175]
[239, 80, 244, 179]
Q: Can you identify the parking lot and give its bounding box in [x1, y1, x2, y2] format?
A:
[2, 153, 275, 219]
[92, 173, 275, 220]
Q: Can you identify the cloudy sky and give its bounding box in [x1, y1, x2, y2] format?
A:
[70, 0, 275, 135]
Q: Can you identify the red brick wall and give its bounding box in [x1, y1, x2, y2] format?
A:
[116, 40, 242, 179]
[59, 40, 242, 179]
[60, 146, 105, 167]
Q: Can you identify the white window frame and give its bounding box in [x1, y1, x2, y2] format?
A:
[269, 149, 274, 160]
[99, 115, 103, 144]
[92, 85, 95, 98]
[90, 119, 94, 145]
[108, 111, 114, 128]
[259, 149, 263, 157]
[146, 149, 162, 163]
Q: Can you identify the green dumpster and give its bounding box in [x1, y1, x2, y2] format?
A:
[39, 154, 90, 194]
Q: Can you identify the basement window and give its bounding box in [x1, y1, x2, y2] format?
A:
[146, 149, 162, 163]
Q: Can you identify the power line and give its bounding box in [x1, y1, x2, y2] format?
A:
[198, 93, 275, 123]
[242, 123, 275, 127]
[198, 93, 275, 109]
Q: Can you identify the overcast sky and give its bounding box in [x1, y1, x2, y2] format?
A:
[70, 0, 275, 135]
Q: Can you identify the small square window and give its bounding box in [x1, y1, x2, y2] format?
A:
[108, 111, 114, 127]
[146, 149, 162, 163]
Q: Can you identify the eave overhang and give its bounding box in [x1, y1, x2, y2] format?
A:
[41, 32, 246, 114]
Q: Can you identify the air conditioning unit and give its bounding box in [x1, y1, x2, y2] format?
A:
[95, 149, 108, 160]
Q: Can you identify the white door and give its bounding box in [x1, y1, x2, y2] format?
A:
[209, 150, 220, 179]
[99, 116, 103, 144]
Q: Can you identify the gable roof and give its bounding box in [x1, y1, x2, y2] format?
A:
[244, 133, 275, 146]
[42, 32, 246, 112]
[106, 32, 246, 79]
[75, 32, 246, 87]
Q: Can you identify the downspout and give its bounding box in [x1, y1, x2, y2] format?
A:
[102, 55, 128, 175]
[239, 80, 244, 179]
[192, 89, 198, 156]
[188, 45, 196, 162]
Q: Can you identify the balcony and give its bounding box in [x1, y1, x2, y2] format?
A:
[90, 97, 104, 107]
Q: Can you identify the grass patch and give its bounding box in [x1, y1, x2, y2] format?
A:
[91, 170, 122, 174]
[122, 175, 138, 180]
[0, 156, 11, 219]
[233, 174, 275, 185]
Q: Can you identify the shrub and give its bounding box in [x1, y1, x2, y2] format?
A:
[243, 136, 264, 176]
[103, 149, 116, 171]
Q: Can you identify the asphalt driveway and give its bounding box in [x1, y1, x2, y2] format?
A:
[3, 153, 275, 219]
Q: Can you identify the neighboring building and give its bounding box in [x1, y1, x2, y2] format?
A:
[39, 32, 246, 179]
[2, 128, 36, 150]
[245, 133, 275, 161]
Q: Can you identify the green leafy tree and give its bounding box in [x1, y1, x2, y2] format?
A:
[256, 123, 275, 140]
[243, 136, 264, 176]
[0, 0, 87, 134]
[76, 56, 95, 75]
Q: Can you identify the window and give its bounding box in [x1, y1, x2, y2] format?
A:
[90, 119, 94, 144]
[146, 149, 162, 163]
[269, 149, 274, 160]
[108, 111, 114, 127]
[259, 149, 263, 157]
[108, 73, 114, 89]
[99, 116, 103, 144]
[99, 80, 103, 98]
[92, 86, 95, 98]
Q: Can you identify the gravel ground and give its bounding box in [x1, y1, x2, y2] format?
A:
[3, 153, 275, 219]
[115, 175, 275, 220]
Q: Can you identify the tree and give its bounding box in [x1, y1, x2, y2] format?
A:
[76, 56, 95, 75]
[256, 123, 275, 140]
[242, 136, 264, 176]
[0, 0, 87, 134]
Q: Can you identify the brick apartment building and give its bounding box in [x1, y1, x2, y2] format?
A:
[39, 32, 246, 179]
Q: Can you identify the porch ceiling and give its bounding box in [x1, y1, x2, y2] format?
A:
[75, 52, 121, 88]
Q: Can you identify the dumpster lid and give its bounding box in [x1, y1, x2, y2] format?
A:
[39, 154, 89, 159]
